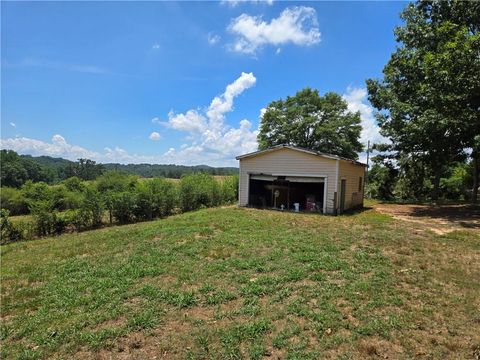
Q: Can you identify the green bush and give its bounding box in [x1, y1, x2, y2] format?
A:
[0, 209, 23, 243]
[152, 178, 178, 217]
[220, 175, 239, 204]
[63, 176, 85, 192]
[112, 191, 137, 224]
[29, 200, 62, 237]
[96, 171, 137, 193]
[179, 173, 221, 212]
[21, 181, 51, 203]
[75, 188, 104, 229]
[0, 187, 29, 215]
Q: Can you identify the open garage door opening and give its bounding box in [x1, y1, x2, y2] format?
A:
[248, 174, 326, 213]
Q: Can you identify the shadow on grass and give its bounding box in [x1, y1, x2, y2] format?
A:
[373, 202, 480, 229]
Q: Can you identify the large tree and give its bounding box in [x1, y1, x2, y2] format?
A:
[257, 88, 363, 159]
[366, 0, 480, 201]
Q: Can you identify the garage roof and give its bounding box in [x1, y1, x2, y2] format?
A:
[236, 145, 366, 167]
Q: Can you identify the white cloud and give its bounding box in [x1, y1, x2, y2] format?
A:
[158, 72, 259, 165]
[221, 0, 274, 7]
[165, 110, 208, 133]
[342, 86, 389, 164]
[152, 43, 160, 50]
[1, 84, 385, 166]
[0, 134, 99, 160]
[342, 87, 386, 146]
[0, 73, 260, 166]
[206, 72, 256, 130]
[10, 122, 16, 127]
[149, 132, 161, 141]
[207, 32, 221, 45]
[228, 6, 320, 54]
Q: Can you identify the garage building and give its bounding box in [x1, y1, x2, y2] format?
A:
[236, 145, 366, 214]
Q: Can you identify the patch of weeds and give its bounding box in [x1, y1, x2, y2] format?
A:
[204, 289, 237, 305]
[127, 308, 161, 331]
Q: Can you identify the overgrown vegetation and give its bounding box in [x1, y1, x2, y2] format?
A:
[0, 172, 238, 243]
[1, 207, 478, 359]
[1, 149, 238, 187]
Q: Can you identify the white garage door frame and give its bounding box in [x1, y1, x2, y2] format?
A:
[247, 172, 328, 214]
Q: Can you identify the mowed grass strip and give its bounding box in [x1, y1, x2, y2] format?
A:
[1, 207, 479, 359]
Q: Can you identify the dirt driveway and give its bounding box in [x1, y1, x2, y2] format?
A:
[373, 203, 480, 234]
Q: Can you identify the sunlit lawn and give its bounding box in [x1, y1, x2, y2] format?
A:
[1, 206, 479, 359]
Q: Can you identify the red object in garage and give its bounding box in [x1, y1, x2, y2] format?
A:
[306, 195, 316, 211]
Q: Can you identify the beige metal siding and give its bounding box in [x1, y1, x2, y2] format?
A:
[238, 148, 337, 214]
[338, 160, 365, 211]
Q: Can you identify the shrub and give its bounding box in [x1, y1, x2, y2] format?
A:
[63, 176, 85, 192]
[0, 187, 29, 215]
[21, 181, 51, 203]
[96, 171, 137, 193]
[75, 188, 104, 229]
[145, 178, 178, 218]
[134, 182, 155, 221]
[0, 209, 23, 243]
[220, 175, 239, 204]
[179, 173, 220, 212]
[112, 191, 137, 224]
[29, 200, 64, 237]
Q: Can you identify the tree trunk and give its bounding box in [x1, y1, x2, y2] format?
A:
[472, 155, 479, 204]
[431, 168, 441, 201]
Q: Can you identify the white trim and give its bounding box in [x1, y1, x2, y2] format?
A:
[272, 173, 328, 178]
[334, 160, 339, 192]
[247, 172, 328, 178]
[236, 145, 367, 166]
[323, 177, 328, 214]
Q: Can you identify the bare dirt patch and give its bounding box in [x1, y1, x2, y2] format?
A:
[373, 203, 480, 234]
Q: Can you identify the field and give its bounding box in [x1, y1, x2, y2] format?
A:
[1, 205, 479, 359]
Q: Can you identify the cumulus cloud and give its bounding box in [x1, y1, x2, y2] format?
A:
[0, 134, 99, 160]
[10, 122, 16, 127]
[165, 110, 208, 133]
[1, 84, 385, 166]
[149, 132, 161, 141]
[342, 87, 386, 146]
[342, 86, 389, 164]
[221, 0, 274, 7]
[207, 32, 221, 45]
[228, 6, 320, 54]
[159, 72, 259, 165]
[1, 73, 260, 166]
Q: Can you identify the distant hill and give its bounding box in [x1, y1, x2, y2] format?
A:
[101, 163, 238, 178]
[1, 149, 238, 187]
[19, 154, 238, 179]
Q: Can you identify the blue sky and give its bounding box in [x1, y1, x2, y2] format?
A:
[1, 1, 406, 166]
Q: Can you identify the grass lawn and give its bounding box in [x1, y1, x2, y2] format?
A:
[1, 206, 479, 359]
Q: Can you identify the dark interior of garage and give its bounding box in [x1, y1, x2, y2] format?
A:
[248, 178, 324, 212]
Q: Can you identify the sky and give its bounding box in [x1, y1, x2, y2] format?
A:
[1, 1, 406, 166]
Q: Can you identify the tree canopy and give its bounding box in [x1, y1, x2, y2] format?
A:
[257, 88, 363, 159]
[366, 0, 480, 201]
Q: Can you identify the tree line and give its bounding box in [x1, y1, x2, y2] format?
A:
[1, 172, 238, 243]
[1, 149, 238, 187]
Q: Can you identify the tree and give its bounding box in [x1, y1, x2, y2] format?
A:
[366, 0, 480, 201]
[258, 88, 363, 159]
[0, 150, 52, 187]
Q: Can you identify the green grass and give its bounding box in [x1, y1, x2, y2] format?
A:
[1, 207, 479, 359]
